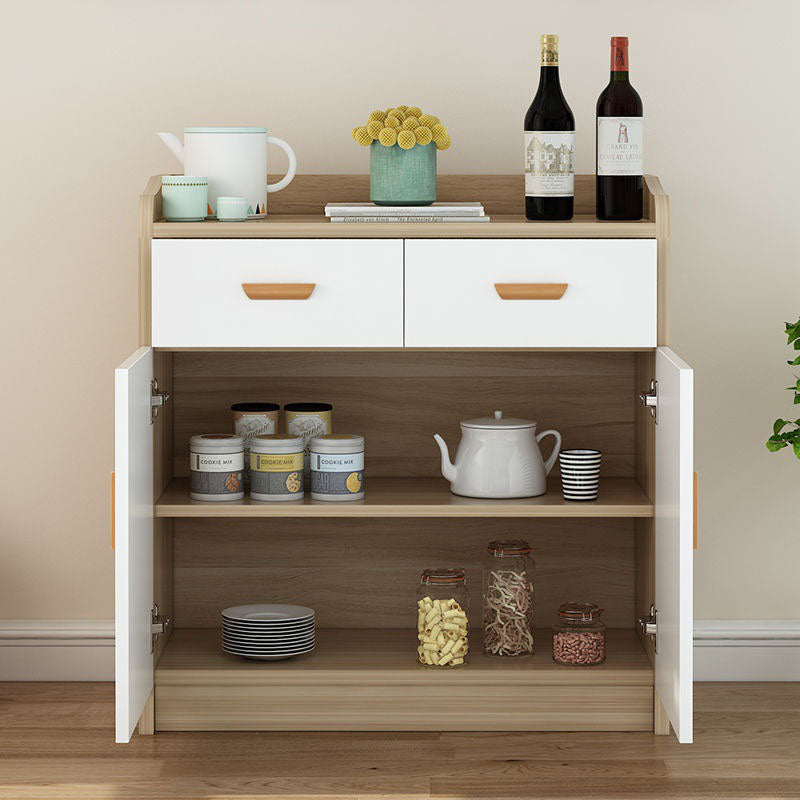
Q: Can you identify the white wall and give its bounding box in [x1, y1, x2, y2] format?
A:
[1, 0, 798, 623]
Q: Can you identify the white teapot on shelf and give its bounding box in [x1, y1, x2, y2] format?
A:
[157, 126, 297, 219]
[433, 410, 561, 499]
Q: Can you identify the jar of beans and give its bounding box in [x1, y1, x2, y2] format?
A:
[552, 602, 606, 665]
[416, 569, 470, 667]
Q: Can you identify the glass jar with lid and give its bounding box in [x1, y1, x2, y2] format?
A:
[416, 569, 470, 667]
[552, 602, 606, 665]
[483, 540, 535, 656]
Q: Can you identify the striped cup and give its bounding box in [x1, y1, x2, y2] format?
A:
[559, 449, 602, 502]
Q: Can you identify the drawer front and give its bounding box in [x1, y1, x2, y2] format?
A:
[405, 239, 657, 348]
[151, 239, 404, 348]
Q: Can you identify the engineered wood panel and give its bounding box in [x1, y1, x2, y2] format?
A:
[172, 516, 635, 628]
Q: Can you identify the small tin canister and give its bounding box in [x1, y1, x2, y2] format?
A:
[189, 434, 244, 501]
[231, 402, 280, 488]
[309, 434, 364, 501]
[284, 402, 333, 479]
[249, 434, 305, 502]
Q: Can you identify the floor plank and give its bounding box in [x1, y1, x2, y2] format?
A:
[0, 682, 798, 799]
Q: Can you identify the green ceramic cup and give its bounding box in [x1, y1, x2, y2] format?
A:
[369, 142, 436, 206]
[162, 176, 208, 221]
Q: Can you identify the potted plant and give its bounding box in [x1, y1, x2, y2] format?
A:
[352, 105, 451, 206]
[766, 318, 800, 459]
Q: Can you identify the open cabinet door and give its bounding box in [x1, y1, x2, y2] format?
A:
[655, 347, 694, 743]
[115, 347, 154, 743]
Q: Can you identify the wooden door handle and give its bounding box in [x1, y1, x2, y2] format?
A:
[494, 283, 568, 300]
[110, 471, 115, 550]
[242, 283, 316, 300]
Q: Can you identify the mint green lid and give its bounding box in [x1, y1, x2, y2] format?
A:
[185, 126, 266, 134]
[162, 175, 208, 185]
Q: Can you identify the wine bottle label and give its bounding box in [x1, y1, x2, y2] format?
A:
[597, 117, 643, 176]
[524, 131, 575, 197]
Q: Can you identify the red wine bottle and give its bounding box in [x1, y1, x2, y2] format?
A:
[596, 36, 643, 220]
[525, 34, 575, 220]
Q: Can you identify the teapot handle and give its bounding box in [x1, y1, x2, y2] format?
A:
[535, 429, 562, 476]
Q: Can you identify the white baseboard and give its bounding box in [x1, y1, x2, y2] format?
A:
[0, 620, 114, 681]
[694, 620, 800, 681]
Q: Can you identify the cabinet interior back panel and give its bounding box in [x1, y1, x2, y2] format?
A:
[171, 351, 637, 478]
[173, 517, 635, 629]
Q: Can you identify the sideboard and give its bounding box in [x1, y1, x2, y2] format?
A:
[115, 174, 693, 743]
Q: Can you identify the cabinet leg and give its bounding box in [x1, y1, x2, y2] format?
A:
[653, 689, 671, 736]
[137, 690, 155, 736]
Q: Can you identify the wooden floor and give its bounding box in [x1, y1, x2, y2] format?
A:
[1, 683, 799, 799]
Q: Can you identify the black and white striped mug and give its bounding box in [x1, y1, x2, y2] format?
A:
[559, 449, 602, 501]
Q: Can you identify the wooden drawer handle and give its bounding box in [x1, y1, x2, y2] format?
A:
[494, 283, 568, 300]
[242, 283, 316, 300]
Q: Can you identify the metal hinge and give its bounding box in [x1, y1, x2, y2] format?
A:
[150, 603, 171, 652]
[151, 379, 170, 423]
[638, 604, 657, 653]
[639, 379, 658, 424]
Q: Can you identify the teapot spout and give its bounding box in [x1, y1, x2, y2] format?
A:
[157, 132, 184, 165]
[433, 434, 457, 484]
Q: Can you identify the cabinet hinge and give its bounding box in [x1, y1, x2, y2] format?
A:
[151, 379, 170, 424]
[638, 604, 657, 653]
[639, 379, 658, 424]
[150, 603, 171, 652]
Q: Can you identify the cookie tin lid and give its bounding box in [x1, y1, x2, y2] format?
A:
[461, 410, 536, 430]
[250, 434, 304, 453]
[309, 434, 364, 453]
[189, 433, 244, 452]
[284, 402, 333, 413]
[231, 402, 280, 413]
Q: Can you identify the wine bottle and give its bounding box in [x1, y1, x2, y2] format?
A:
[596, 36, 643, 220]
[524, 34, 575, 220]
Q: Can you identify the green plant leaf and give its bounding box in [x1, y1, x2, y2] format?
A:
[774, 418, 788, 435]
[767, 437, 788, 452]
[794, 438, 800, 459]
[788, 355, 800, 366]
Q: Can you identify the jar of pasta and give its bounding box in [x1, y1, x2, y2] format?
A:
[483, 540, 535, 657]
[416, 569, 469, 667]
[552, 602, 606, 665]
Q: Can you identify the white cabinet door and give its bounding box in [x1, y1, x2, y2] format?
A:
[655, 347, 694, 743]
[151, 239, 404, 348]
[404, 239, 657, 348]
[115, 347, 154, 743]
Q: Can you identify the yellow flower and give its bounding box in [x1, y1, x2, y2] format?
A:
[434, 131, 451, 150]
[352, 126, 361, 140]
[432, 123, 447, 137]
[396, 105, 408, 112]
[402, 116, 420, 130]
[397, 130, 416, 149]
[354, 126, 373, 146]
[367, 120, 383, 139]
[419, 114, 438, 128]
[378, 127, 398, 146]
[385, 115, 401, 129]
[369, 110, 387, 122]
[407, 106, 422, 118]
[415, 126, 433, 146]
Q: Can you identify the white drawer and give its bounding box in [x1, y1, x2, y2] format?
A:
[151, 239, 404, 348]
[404, 239, 657, 348]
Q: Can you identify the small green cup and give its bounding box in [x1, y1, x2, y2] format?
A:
[369, 142, 436, 206]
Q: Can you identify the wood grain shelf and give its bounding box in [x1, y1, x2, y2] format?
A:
[154, 628, 653, 731]
[153, 213, 657, 240]
[156, 477, 654, 519]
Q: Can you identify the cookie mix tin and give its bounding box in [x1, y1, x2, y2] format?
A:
[283, 402, 333, 478]
[189, 434, 245, 501]
[249, 434, 305, 502]
[231, 402, 280, 488]
[309, 434, 365, 501]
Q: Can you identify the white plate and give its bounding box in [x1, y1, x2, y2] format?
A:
[221, 604, 315, 623]
[221, 617, 315, 630]
[222, 634, 315, 647]
[222, 643, 316, 657]
[223, 648, 315, 662]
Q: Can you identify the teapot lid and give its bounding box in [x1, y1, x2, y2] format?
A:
[461, 410, 536, 430]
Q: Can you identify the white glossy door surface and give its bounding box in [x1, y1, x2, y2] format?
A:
[655, 347, 694, 743]
[115, 347, 154, 743]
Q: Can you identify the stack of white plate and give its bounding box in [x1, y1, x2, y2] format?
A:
[221, 604, 316, 661]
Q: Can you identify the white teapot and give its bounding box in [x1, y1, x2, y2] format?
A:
[433, 410, 561, 499]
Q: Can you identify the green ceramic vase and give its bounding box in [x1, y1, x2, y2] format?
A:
[370, 141, 437, 206]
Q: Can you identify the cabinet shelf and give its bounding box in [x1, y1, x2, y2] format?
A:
[154, 628, 653, 731]
[155, 477, 654, 519]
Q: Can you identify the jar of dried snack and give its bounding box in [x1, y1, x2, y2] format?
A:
[416, 569, 470, 667]
[552, 602, 606, 665]
[483, 540, 535, 657]
[249, 434, 304, 502]
[189, 434, 244, 502]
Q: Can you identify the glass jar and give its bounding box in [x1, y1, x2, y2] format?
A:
[483, 540, 535, 656]
[552, 602, 606, 665]
[416, 569, 470, 667]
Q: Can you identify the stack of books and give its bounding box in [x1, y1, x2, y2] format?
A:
[324, 202, 489, 223]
